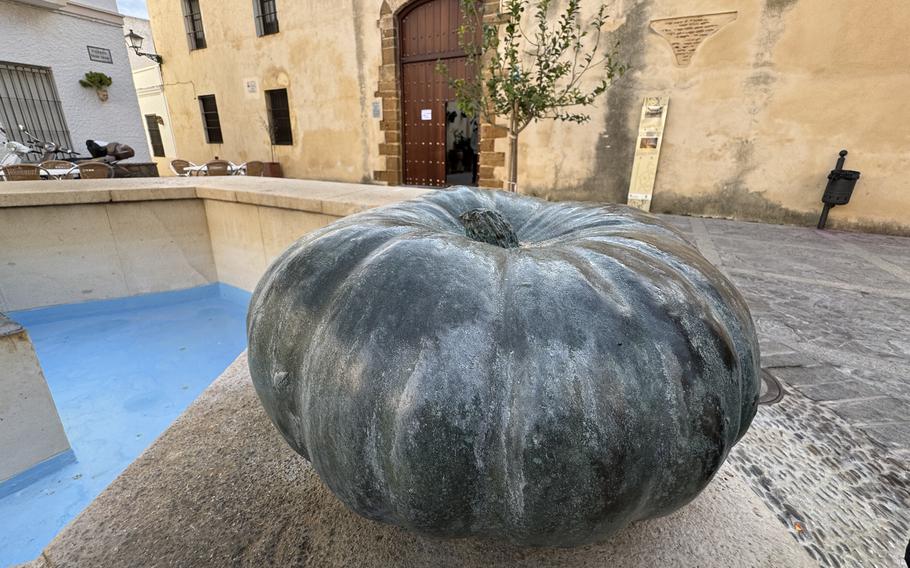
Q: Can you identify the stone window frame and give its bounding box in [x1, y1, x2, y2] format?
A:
[373, 0, 506, 189]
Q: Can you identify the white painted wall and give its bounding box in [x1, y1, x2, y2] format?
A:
[124, 15, 178, 173]
[0, 0, 151, 161]
[71, 0, 119, 13]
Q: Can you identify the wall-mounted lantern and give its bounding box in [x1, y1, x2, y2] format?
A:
[125, 29, 163, 64]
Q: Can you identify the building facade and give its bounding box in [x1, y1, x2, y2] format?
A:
[148, 0, 910, 234]
[124, 15, 178, 175]
[0, 0, 150, 162]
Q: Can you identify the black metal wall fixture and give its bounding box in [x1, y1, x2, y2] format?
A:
[817, 149, 862, 230]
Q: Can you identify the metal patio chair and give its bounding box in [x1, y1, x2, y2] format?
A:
[76, 162, 114, 179]
[240, 160, 265, 176]
[1, 164, 43, 181]
[203, 160, 232, 176]
[170, 159, 197, 177]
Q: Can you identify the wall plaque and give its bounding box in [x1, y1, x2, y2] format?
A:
[242, 78, 259, 100]
[650, 12, 737, 66]
[86, 46, 113, 64]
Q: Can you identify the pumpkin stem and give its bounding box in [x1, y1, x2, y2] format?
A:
[459, 209, 520, 249]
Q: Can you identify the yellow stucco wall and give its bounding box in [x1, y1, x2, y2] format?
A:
[148, 0, 381, 184]
[148, 0, 910, 234]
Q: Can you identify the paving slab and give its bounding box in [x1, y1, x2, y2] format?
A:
[25, 356, 814, 568]
[766, 365, 849, 387]
[666, 215, 910, 567]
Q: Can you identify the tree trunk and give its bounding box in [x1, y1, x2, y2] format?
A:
[506, 104, 519, 192]
[507, 131, 519, 192]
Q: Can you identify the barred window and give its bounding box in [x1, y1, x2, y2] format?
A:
[183, 0, 207, 50]
[0, 61, 73, 150]
[254, 0, 279, 36]
[266, 89, 292, 145]
[145, 114, 166, 157]
[198, 95, 223, 144]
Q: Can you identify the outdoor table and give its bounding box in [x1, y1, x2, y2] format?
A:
[43, 168, 80, 179]
[184, 164, 244, 176]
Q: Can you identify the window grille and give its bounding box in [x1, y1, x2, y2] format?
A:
[266, 89, 292, 145]
[198, 95, 223, 144]
[254, 0, 279, 36]
[145, 114, 166, 157]
[0, 61, 73, 150]
[183, 0, 207, 50]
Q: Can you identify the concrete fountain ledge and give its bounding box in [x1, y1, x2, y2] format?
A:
[21, 355, 814, 568]
[0, 177, 432, 312]
[0, 176, 431, 218]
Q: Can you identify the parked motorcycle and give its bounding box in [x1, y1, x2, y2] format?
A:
[0, 124, 34, 166]
[1, 123, 134, 168]
[86, 139, 135, 163]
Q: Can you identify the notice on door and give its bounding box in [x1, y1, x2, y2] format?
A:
[421, 109, 432, 121]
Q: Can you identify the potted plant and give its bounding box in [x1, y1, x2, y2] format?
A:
[79, 72, 113, 102]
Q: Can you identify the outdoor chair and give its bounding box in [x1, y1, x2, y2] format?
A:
[241, 161, 265, 176]
[76, 162, 114, 179]
[203, 160, 232, 176]
[39, 160, 77, 180]
[1, 164, 43, 181]
[170, 159, 197, 177]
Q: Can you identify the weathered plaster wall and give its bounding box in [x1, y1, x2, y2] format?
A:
[0, 316, 70, 484]
[0, 0, 151, 161]
[515, 0, 910, 234]
[516, 0, 910, 235]
[149, 0, 910, 234]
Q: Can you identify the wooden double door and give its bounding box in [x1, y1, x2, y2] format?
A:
[399, 0, 476, 187]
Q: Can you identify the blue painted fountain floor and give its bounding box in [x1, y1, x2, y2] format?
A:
[0, 284, 250, 567]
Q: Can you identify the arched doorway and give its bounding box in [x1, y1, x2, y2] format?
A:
[397, 0, 477, 187]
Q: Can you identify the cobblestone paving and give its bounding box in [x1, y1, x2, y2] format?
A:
[665, 215, 910, 567]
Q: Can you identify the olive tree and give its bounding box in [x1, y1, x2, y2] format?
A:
[439, 0, 625, 192]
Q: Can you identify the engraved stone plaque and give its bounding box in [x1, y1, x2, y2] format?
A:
[650, 12, 737, 66]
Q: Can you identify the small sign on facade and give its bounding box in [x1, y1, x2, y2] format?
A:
[421, 109, 432, 121]
[372, 100, 381, 119]
[242, 78, 259, 99]
[86, 46, 113, 64]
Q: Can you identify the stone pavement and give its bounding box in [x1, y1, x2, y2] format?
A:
[667, 216, 910, 454]
[666, 215, 910, 567]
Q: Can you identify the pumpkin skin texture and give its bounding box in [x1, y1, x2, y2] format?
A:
[247, 187, 760, 547]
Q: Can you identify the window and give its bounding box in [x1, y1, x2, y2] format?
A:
[183, 0, 206, 50]
[0, 61, 73, 150]
[266, 89, 292, 145]
[254, 0, 279, 36]
[144, 114, 166, 157]
[198, 95, 223, 144]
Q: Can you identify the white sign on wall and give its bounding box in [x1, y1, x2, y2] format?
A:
[421, 109, 432, 121]
[243, 78, 259, 99]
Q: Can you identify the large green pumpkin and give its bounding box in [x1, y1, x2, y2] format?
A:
[247, 187, 760, 547]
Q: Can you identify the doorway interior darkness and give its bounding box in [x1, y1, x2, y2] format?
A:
[398, 0, 478, 187]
